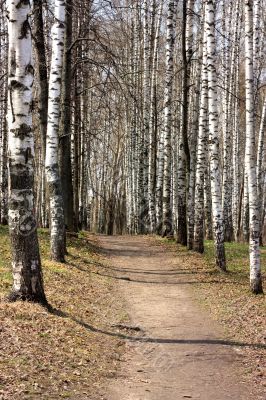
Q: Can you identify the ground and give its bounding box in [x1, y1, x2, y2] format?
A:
[0, 227, 265, 399]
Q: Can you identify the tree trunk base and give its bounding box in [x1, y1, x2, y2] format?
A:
[216, 258, 227, 272]
[51, 254, 65, 263]
[6, 291, 48, 307]
[177, 236, 187, 247]
[177, 204, 187, 246]
[156, 222, 163, 236]
[161, 230, 174, 240]
[250, 278, 263, 294]
[215, 242, 226, 271]
[193, 243, 204, 254]
[187, 240, 193, 251]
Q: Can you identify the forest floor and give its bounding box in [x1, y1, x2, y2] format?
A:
[0, 227, 127, 399]
[0, 228, 265, 399]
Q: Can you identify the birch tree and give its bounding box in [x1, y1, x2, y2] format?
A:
[257, 98, 266, 243]
[205, 0, 226, 270]
[140, 0, 150, 234]
[177, 0, 194, 247]
[45, 0, 66, 262]
[221, 0, 233, 242]
[6, 0, 46, 304]
[0, 2, 8, 225]
[244, 0, 263, 293]
[59, 0, 74, 232]
[194, 9, 208, 253]
[184, 0, 196, 250]
[162, 0, 178, 237]
[32, 0, 49, 228]
[148, 0, 163, 233]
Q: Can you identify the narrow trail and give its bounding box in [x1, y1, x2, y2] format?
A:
[99, 235, 255, 400]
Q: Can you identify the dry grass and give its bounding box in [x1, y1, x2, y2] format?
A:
[0, 227, 125, 400]
[155, 236, 266, 393]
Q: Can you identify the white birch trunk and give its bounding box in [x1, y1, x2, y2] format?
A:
[138, 0, 150, 234]
[244, 0, 263, 293]
[204, 164, 213, 240]
[221, 0, 234, 242]
[257, 98, 266, 241]
[7, 0, 46, 304]
[148, 0, 163, 233]
[186, 0, 198, 250]
[162, 0, 178, 237]
[194, 11, 208, 253]
[230, 1, 241, 240]
[0, 8, 8, 225]
[45, 0, 66, 262]
[206, 0, 226, 270]
[253, 0, 261, 94]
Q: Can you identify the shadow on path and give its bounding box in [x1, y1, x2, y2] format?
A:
[67, 261, 223, 285]
[67, 253, 242, 286]
[47, 306, 266, 350]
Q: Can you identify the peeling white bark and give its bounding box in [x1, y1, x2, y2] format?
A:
[45, 0, 66, 262]
[194, 9, 208, 253]
[7, 0, 46, 303]
[244, 0, 263, 293]
[206, 0, 226, 270]
[162, 0, 178, 237]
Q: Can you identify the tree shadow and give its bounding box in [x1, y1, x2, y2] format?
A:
[67, 252, 215, 276]
[66, 262, 222, 285]
[47, 305, 266, 350]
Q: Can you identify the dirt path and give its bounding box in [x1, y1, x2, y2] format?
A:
[98, 235, 258, 400]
